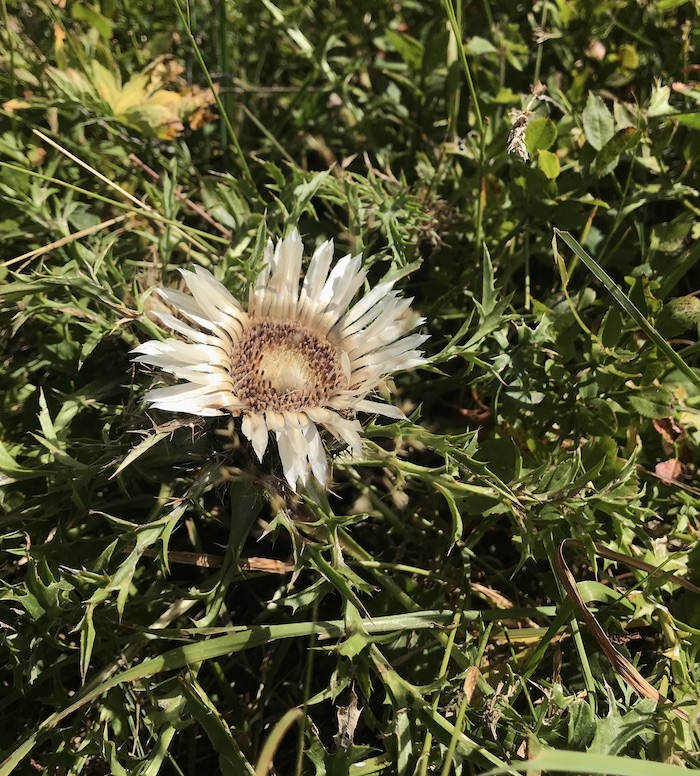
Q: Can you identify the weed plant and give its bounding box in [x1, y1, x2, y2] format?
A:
[1, 0, 700, 774]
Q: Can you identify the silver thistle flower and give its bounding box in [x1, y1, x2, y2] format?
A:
[133, 230, 428, 490]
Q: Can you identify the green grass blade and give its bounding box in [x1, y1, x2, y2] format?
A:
[554, 229, 700, 388]
[486, 748, 691, 775]
[0, 613, 453, 775]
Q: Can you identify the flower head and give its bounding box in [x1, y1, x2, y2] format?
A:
[133, 230, 427, 490]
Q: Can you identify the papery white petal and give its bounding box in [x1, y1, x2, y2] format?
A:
[337, 296, 411, 345]
[300, 417, 327, 485]
[264, 410, 285, 432]
[318, 254, 365, 310]
[306, 407, 363, 457]
[157, 288, 214, 331]
[351, 334, 429, 370]
[181, 267, 248, 333]
[341, 299, 415, 353]
[153, 310, 221, 345]
[132, 339, 224, 366]
[276, 412, 312, 489]
[269, 230, 302, 298]
[302, 240, 334, 303]
[275, 427, 299, 491]
[254, 230, 304, 320]
[241, 413, 270, 462]
[336, 281, 394, 333]
[144, 383, 241, 416]
[353, 400, 406, 419]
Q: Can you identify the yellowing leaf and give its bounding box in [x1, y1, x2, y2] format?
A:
[142, 56, 184, 89]
[2, 98, 31, 114]
[46, 67, 99, 105]
[109, 73, 150, 115]
[124, 104, 184, 140]
[44, 57, 217, 139]
[618, 44, 639, 70]
[90, 61, 123, 110]
[54, 23, 65, 52]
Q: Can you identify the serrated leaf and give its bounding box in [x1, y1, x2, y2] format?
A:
[77, 606, 96, 684]
[45, 67, 99, 106]
[588, 699, 657, 755]
[90, 61, 123, 110]
[568, 699, 597, 749]
[629, 386, 675, 419]
[648, 85, 674, 116]
[180, 678, 255, 775]
[112, 428, 171, 478]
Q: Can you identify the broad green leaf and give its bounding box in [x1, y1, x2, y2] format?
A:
[593, 127, 642, 176]
[71, 4, 113, 39]
[525, 117, 557, 154]
[567, 699, 596, 749]
[656, 295, 700, 336]
[672, 112, 700, 129]
[385, 29, 424, 71]
[618, 44, 639, 70]
[466, 36, 497, 55]
[588, 699, 657, 755]
[582, 92, 615, 151]
[538, 148, 561, 179]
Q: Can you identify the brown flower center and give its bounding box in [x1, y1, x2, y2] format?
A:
[231, 319, 346, 412]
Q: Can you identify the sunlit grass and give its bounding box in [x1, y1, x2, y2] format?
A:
[1, 0, 700, 773]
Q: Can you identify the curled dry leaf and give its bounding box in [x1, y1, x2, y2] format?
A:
[555, 538, 700, 721]
[655, 458, 683, 484]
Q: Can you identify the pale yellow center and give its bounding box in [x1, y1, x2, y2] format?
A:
[230, 319, 347, 412]
[258, 347, 316, 394]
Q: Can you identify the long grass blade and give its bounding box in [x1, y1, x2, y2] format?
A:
[554, 229, 700, 388]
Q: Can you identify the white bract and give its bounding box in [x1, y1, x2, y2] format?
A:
[133, 230, 427, 490]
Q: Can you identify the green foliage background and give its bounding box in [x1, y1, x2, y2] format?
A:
[1, 0, 700, 773]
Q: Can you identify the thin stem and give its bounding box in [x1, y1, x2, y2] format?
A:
[32, 130, 219, 253]
[294, 597, 318, 776]
[173, 0, 254, 186]
[475, 132, 487, 248]
[442, 0, 484, 136]
[417, 603, 464, 775]
[0, 160, 228, 248]
[533, 0, 550, 85]
[1, 0, 15, 98]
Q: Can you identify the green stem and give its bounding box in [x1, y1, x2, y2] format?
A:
[418, 604, 464, 775]
[442, 0, 484, 136]
[533, 0, 549, 85]
[1, 0, 15, 98]
[173, 0, 254, 186]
